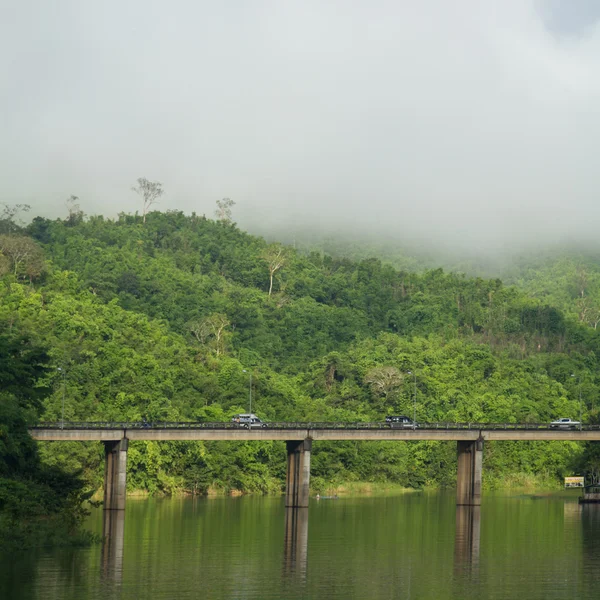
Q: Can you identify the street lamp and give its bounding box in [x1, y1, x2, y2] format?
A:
[571, 374, 583, 430]
[407, 370, 417, 428]
[242, 369, 252, 415]
[57, 367, 66, 429]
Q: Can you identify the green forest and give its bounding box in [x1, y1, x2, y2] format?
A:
[2, 202, 600, 544]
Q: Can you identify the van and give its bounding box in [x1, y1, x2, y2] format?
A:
[231, 413, 266, 428]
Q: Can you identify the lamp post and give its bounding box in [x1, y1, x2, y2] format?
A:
[57, 367, 66, 429]
[571, 374, 583, 431]
[407, 370, 417, 428]
[243, 369, 252, 415]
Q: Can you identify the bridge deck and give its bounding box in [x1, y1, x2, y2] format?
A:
[29, 422, 600, 442]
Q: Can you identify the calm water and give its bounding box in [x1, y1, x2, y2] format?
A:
[2, 492, 600, 600]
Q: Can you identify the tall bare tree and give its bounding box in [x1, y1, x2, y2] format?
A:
[260, 243, 290, 299]
[132, 178, 164, 224]
[215, 198, 236, 224]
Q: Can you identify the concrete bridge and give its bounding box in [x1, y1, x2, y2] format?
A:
[29, 422, 600, 511]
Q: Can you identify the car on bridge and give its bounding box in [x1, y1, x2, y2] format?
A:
[385, 415, 418, 428]
[550, 418, 581, 430]
[231, 414, 267, 428]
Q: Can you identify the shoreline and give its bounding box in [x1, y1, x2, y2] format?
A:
[93, 474, 565, 501]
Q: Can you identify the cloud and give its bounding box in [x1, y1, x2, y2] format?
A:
[1, 1, 600, 253]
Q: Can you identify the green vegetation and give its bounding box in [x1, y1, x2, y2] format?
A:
[1, 205, 600, 515]
[0, 331, 96, 550]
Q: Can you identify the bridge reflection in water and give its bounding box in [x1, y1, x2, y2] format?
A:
[99, 502, 482, 584]
[283, 507, 309, 580]
[101, 508, 125, 584]
[454, 505, 481, 578]
[281, 501, 482, 584]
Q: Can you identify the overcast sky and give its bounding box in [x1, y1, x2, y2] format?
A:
[2, 0, 600, 252]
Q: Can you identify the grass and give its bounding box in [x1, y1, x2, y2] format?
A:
[310, 478, 418, 496]
[113, 471, 566, 500]
[483, 471, 563, 492]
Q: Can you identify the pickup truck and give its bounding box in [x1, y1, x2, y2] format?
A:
[550, 418, 581, 430]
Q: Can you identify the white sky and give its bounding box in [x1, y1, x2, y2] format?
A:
[2, 0, 600, 252]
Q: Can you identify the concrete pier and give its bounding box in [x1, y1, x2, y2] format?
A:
[285, 438, 312, 508]
[456, 437, 483, 506]
[103, 438, 128, 510]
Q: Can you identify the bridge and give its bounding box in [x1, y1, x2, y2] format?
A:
[30, 422, 600, 511]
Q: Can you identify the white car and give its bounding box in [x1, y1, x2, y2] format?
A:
[550, 418, 581, 430]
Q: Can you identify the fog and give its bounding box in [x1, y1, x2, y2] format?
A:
[2, 0, 600, 256]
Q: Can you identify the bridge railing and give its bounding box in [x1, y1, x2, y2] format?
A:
[30, 421, 600, 430]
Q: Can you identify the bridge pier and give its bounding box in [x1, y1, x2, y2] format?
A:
[456, 437, 483, 506]
[285, 438, 312, 508]
[103, 438, 128, 511]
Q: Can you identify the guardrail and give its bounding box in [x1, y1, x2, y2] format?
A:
[30, 421, 600, 431]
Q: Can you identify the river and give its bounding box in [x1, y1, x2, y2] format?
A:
[2, 491, 600, 599]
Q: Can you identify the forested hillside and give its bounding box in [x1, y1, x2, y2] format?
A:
[0, 330, 93, 547]
[1, 208, 600, 498]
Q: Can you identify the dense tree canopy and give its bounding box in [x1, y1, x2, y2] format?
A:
[1, 208, 599, 505]
[0, 330, 93, 548]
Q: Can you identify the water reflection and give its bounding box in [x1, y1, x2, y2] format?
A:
[454, 506, 480, 577]
[581, 505, 600, 564]
[564, 500, 582, 525]
[283, 507, 309, 581]
[101, 509, 125, 584]
[7, 494, 600, 600]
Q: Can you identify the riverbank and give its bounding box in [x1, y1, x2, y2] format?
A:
[108, 471, 565, 500]
[483, 471, 563, 491]
[3, 471, 565, 553]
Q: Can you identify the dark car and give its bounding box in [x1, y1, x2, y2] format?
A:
[385, 415, 418, 428]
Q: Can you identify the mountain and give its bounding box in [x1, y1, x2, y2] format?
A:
[0, 208, 598, 495]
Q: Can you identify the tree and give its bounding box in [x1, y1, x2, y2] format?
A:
[0, 203, 30, 234]
[0, 235, 45, 280]
[260, 243, 290, 299]
[65, 195, 85, 226]
[577, 295, 600, 330]
[215, 198, 235, 224]
[0, 254, 9, 276]
[132, 178, 164, 224]
[189, 313, 231, 356]
[364, 366, 403, 403]
[0, 333, 50, 412]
